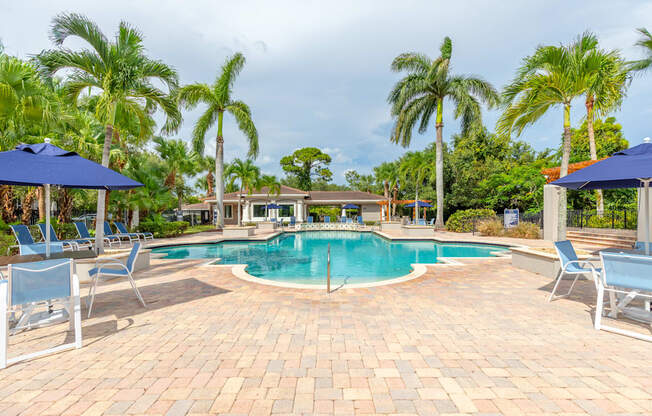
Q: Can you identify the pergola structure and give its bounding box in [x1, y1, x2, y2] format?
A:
[376, 199, 432, 221]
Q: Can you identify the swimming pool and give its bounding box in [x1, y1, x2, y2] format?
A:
[152, 231, 508, 286]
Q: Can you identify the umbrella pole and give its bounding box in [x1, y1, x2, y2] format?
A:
[645, 180, 650, 256]
[45, 184, 51, 258]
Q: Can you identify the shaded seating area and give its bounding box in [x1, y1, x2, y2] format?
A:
[37, 223, 93, 251]
[10, 224, 74, 255]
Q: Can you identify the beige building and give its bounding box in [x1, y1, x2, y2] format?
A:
[204, 185, 386, 225]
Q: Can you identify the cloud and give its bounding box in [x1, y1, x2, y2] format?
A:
[2, 0, 651, 182]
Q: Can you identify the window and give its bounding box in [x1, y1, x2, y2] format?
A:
[253, 204, 267, 218]
[279, 204, 294, 217]
[224, 204, 233, 219]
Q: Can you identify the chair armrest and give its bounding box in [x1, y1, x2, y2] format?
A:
[565, 260, 598, 272]
[93, 257, 126, 268]
[96, 262, 129, 275]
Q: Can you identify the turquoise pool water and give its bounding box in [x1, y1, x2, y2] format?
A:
[152, 231, 507, 285]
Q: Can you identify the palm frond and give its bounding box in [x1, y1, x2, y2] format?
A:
[227, 100, 259, 158]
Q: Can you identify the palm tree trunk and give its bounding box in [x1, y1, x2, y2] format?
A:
[558, 104, 572, 240]
[21, 187, 37, 224]
[95, 123, 113, 253]
[586, 96, 604, 213]
[57, 188, 73, 223]
[434, 98, 444, 228]
[237, 186, 242, 226]
[38, 186, 46, 221]
[215, 111, 225, 229]
[392, 185, 398, 217]
[0, 185, 16, 223]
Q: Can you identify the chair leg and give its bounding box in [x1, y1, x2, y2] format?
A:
[547, 270, 565, 302]
[0, 281, 8, 369]
[71, 274, 82, 349]
[87, 274, 99, 318]
[126, 272, 146, 307]
[563, 274, 581, 298]
[595, 284, 604, 330]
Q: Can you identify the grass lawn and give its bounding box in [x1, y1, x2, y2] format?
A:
[183, 224, 217, 234]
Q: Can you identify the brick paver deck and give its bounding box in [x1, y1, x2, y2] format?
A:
[1, 255, 651, 415]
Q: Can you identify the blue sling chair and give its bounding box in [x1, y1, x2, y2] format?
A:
[0, 257, 82, 368]
[104, 221, 136, 246]
[86, 243, 146, 318]
[115, 222, 153, 242]
[74, 222, 120, 249]
[548, 240, 601, 302]
[10, 224, 74, 254]
[307, 216, 314, 223]
[37, 223, 92, 251]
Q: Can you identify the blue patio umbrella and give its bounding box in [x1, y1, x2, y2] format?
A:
[0, 139, 143, 256]
[266, 203, 281, 209]
[552, 140, 652, 254]
[342, 203, 359, 209]
[404, 201, 432, 208]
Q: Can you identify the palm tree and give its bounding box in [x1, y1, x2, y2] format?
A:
[388, 37, 499, 228]
[37, 13, 181, 251]
[225, 158, 260, 226]
[177, 53, 258, 229]
[575, 33, 629, 212]
[399, 151, 435, 221]
[631, 28, 652, 72]
[154, 137, 199, 212]
[498, 35, 590, 238]
[374, 161, 400, 220]
[257, 174, 281, 220]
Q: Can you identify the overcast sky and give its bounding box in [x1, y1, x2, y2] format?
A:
[2, 0, 652, 183]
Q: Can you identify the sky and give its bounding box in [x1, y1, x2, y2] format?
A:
[2, 0, 652, 184]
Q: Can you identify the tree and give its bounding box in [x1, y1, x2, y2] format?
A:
[154, 137, 199, 211]
[567, 117, 628, 163]
[257, 174, 281, 220]
[398, 151, 435, 221]
[630, 27, 652, 72]
[177, 53, 258, 229]
[280, 147, 332, 190]
[344, 170, 375, 193]
[374, 161, 400, 218]
[225, 158, 260, 226]
[388, 36, 499, 228]
[498, 34, 591, 238]
[37, 13, 181, 251]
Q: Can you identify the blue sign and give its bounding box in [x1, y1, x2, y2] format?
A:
[504, 209, 519, 228]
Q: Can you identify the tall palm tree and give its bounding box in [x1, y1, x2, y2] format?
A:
[574, 33, 629, 212]
[154, 137, 199, 211]
[374, 161, 400, 220]
[498, 35, 589, 238]
[630, 28, 652, 72]
[257, 174, 281, 221]
[37, 13, 181, 251]
[177, 53, 258, 229]
[225, 158, 260, 226]
[399, 151, 435, 221]
[388, 37, 499, 228]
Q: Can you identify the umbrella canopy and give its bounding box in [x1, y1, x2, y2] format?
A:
[551, 141, 652, 254]
[404, 200, 432, 208]
[342, 203, 359, 209]
[0, 142, 143, 189]
[266, 203, 281, 209]
[0, 140, 143, 257]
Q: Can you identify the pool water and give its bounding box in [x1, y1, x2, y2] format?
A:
[152, 231, 507, 285]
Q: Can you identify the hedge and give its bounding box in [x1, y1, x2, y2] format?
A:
[136, 220, 189, 238]
[445, 209, 497, 232]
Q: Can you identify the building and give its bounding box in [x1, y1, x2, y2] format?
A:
[204, 185, 386, 225]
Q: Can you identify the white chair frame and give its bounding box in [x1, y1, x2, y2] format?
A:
[595, 252, 652, 342]
[0, 260, 82, 369]
[548, 243, 600, 302]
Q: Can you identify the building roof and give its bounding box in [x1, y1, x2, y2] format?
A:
[181, 202, 211, 211]
[541, 159, 605, 183]
[308, 190, 385, 202]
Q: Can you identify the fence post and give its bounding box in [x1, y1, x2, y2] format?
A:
[624, 209, 627, 229]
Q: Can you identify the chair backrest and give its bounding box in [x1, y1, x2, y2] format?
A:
[600, 252, 652, 291]
[418, 219, 426, 226]
[74, 221, 91, 239]
[19, 242, 64, 256]
[115, 222, 129, 234]
[429, 218, 435, 225]
[126, 243, 141, 272]
[634, 241, 650, 252]
[346, 218, 353, 223]
[340, 216, 346, 223]
[8, 258, 72, 306]
[103, 221, 114, 236]
[37, 223, 61, 242]
[290, 216, 296, 225]
[357, 216, 363, 224]
[553, 240, 578, 268]
[324, 216, 330, 223]
[10, 224, 35, 245]
[307, 216, 313, 223]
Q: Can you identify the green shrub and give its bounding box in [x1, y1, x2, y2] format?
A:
[445, 209, 497, 232]
[243, 222, 257, 227]
[137, 217, 189, 238]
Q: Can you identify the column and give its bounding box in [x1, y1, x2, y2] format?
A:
[543, 184, 563, 241]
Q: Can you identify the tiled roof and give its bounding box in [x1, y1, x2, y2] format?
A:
[308, 190, 385, 201]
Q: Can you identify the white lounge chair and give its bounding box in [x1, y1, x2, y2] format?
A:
[595, 252, 652, 342]
[0, 258, 82, 368]
[548, 240, 601, 302]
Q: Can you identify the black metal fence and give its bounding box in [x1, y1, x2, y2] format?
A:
[567, 209, 637, 230]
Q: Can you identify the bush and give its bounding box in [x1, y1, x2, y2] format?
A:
[506, 222, 540, 239]
[445, 209, 497, 232]
[137, 218, 189, 238]
[477, 219, 505, 237]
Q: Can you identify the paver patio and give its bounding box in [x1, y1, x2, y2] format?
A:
[1, 246, 651, 415]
